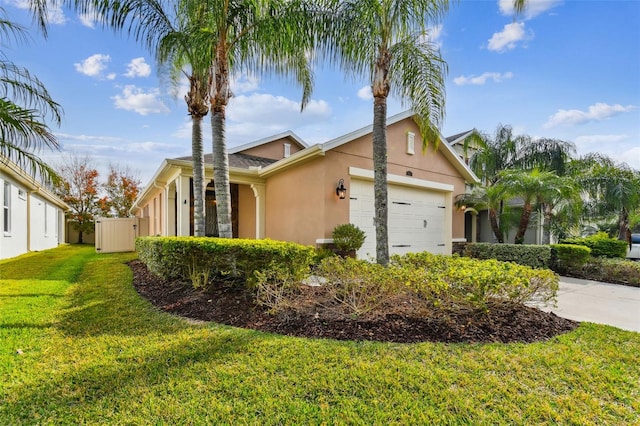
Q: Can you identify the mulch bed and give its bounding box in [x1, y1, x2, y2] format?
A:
[129, 260, 579, 344]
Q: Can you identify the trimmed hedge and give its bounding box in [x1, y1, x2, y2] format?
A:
[464, 243, 551, 269]
[561, 232, 628, 258]
[550, 244, 591, 275]
[135, 236, 316, 288]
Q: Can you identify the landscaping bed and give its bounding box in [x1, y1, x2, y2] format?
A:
[130, 260, 578, 344]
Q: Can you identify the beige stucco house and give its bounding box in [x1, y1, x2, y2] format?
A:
[131, 110, 480, 259]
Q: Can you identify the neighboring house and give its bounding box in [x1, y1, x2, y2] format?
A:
[0, 155, 69, 260]
[131, 110, 480, 259]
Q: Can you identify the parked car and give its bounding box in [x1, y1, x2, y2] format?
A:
[627, 234, 640, 260]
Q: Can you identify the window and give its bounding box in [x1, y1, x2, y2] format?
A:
[406, 132, 415, 155]
[284, 143, 291, 158]
[3, 181, 10, 233]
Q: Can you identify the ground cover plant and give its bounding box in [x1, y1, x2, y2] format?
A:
[1, 245, 639, 424]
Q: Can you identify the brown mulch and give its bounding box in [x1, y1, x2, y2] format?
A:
[129, 260, 579, 344]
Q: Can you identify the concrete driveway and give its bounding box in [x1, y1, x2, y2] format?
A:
[538, 277, 640, 332]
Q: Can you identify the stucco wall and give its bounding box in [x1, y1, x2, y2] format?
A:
[0, 174, 28, 259]
[29, 193, 63, 252]
[237, 184, 256, 239]
[239, 137, 304, 160]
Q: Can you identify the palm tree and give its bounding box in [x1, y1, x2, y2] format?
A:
[324, 0, 449, 265]
[570, 153, 640, 241]
[455, 185, 510, 243]
[184, 0, 314, 238]
[0, 8, 62, 182]
[497, 169, 578, 244]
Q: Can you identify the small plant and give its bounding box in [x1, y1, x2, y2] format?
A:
[332, 223, 366, 253]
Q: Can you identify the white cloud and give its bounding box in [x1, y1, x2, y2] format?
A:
[74, 54, 111, 78]
[357, 86, 373, 100]
[78, 13, 96, 28]
[499, 0, 562, 19]
[487, 22, 532, 52]
[231, 74, 260, 94]
[613, 146, 640, 170]
[453, 72, 514, 86]
[544, 103, 637, 128]
[112, 85, 170, 115]
[226, 93, 331, 142]
[125, 57, 152, 78]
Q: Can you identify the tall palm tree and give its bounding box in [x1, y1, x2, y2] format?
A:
[0, 8, 62, 182]
[184, 0, 314, 238]
[324, 0, 449, 265]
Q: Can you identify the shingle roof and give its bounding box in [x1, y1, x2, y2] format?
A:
[175, 152, 277, 169]
[446, 130, 474, 144]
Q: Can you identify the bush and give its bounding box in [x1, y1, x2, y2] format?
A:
[550, 244, 591, 275]
[561, 232, 628, 258]
[332, 223, 366, 252]
[393, 252, 558, 310]
[135, 237, 315, 288]
[464, 243, 551, 269]
[566, 257, 640, 287]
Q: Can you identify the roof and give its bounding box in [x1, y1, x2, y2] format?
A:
[446, 130, 476, 144]
[228, 130, 307, 155]
[176, 152, 277, 169]
[0, 155, 70, 211]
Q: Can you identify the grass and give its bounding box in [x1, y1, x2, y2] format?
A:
[1, 245, 639, 424]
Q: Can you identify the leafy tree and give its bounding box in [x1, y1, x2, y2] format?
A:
[99, 164, 141, 218]
[323, 0, 449, 265]
[0, 7, 62, 181]
[54, 155, 101, 243]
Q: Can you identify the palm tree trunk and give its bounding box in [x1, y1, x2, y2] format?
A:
[515, 202, 532, 244]
[192, 115, 206, 237]
[541, 203, 552, 245]
[372, 100, 389, 266]
[618, 207, 629, 241]
[211, 109, 232, 238]
[488, 208, 503, 243]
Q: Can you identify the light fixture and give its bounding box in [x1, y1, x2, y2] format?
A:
[336, 179, 347, 199]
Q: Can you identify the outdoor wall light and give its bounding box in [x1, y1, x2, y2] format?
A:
[336, 179, 347, 199]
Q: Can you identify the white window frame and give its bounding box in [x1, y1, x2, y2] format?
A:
[284, 143, 291, 158]
[3, 181, 10, 234]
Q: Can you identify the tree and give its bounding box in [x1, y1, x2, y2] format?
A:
[54, 155, 101, 243]
[191, 0, 314, 238]
[99, 164, 141, 217]
[497, 169, 578, 244]
[463, 125, 576, 243]
[570, 153, 640, 241]
[0, 7, 62, 182]
[324, 0, 449, 265]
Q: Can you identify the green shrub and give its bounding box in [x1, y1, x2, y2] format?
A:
[135, 237, 315, 288]
[393, 252, 559, 309]
[561, 232, 628, 258]
[569, 257, 640, 287]
[332, 223, 366, 252]
[550, 244, 591, 275]
[464, 243, 551, 269]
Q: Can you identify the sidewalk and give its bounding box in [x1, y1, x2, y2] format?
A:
[538, 277, 640, 332]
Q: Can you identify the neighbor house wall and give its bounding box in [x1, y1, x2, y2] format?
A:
[0, 173, 28, 259]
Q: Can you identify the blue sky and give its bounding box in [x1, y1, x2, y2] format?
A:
[4, 0, 640, 183]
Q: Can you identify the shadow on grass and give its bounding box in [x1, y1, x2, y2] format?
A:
[3, 328, 260, 422]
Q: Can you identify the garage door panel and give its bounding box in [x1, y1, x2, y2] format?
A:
[350, 179, 448, 258]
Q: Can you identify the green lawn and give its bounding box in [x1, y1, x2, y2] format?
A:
[1, 245, 639, 424]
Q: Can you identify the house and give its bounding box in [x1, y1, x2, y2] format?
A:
[0, 155, 69, 260]
[131, 110, 480, 259]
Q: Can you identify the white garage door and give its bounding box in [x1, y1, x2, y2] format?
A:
[349, 179, 447, 259]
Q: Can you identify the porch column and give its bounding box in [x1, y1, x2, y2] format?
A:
[166, 181, 175, 236]
[250, 183, 266, 239]
[177, 176, 191, 236]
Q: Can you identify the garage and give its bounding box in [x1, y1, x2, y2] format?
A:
[349, 177, 451, 259]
